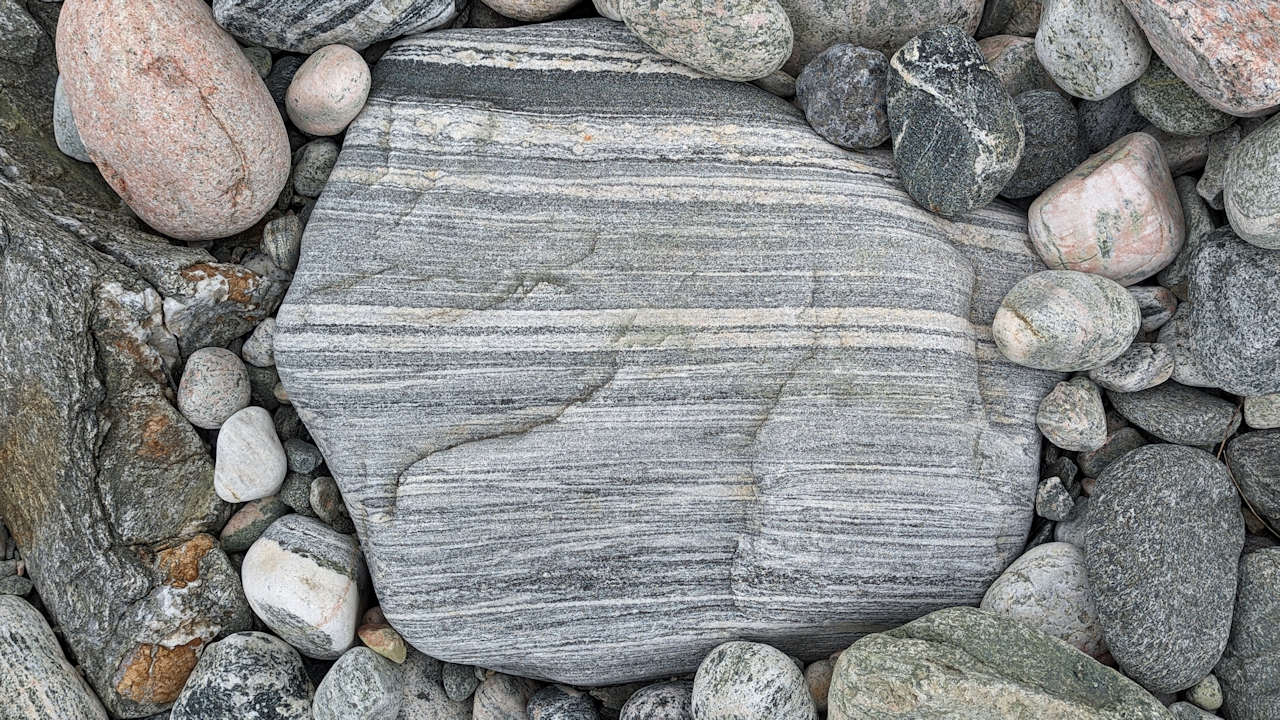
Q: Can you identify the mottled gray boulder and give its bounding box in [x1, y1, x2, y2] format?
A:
[275, 19, 1060, 685]
[1088, 343, 1174, 392]
[527, 686, 598, 720]
[618, 0, 794, 81]
[1035, 0, 1150, 101]
[171, 632, 313, 720]
[1001, 90, 1082, 199]
[399, 650, 473, 719]
[1107, 383, 1241, 448]
[620, 682, 692, 720]
[1129, 57, 1233, 138]
[795, 44, 889, 149]
[829, 606, 1169, 718]
[692, 642, 815, 720]
[887, 26, 1023, 216]
[1085, 444, 1244, 693]
[1224, 113, 1280, 249]
[1215, 548, 1280, 720]
[1186, 229, 1280, 395]
[1226, 431, 1280, 530]
[0, 595, 108, 720]
[314, 647, 403, 720]
[1077, 91, 1148, 154]
[212, 0, 462, 52]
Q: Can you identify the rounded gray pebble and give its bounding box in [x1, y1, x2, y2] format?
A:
[171, 632, 313, 720]
[1186, 673, 1222, 712]
[692, 641, 815, 720]
[442, 662, 481, 702]
[310, 475, 355, 533]
[474, 673, 540, 720]
[527, 685, 598, 720]
[293, 139, 339, 198]
[993, 270, 1140, 372]
[242, 46, 273, 78]
[284, 438, 324, 474]
[1107, 382, 1241, 448]
[313, 647, 402, 720]
[620, 681, 692, 720]
[1036, 376, 1106, 451]
[177, 347, 251, 429]
[795, 44, 889, 150]
[1087, 342, 1174, 392]
[1129, 57, 1233, 138]
[263, 213, 303, 272]
[1035, 0, 1150, 101]
[1035, 475, 1075, 521]
[1001, 89, 1082, 199]
[279, 472, 317, 517]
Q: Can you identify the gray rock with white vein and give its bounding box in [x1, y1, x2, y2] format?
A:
[171, 632, 313, 720]
[212, 0, 463, 53]
[274, 19, 1059, 685]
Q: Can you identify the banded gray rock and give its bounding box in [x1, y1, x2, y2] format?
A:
[212, 0, 463, 53]
[0, 595, 108, 720]
[275, 19, 1058, 685]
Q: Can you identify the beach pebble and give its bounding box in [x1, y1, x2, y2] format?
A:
[480, 0, 579, 21]
[618, 0, 793, 82]
[310, 476, 355, 533]
[802, 661, 832, 714]
[284, 438, 323, 474]
[241, 318, 277, 367]
[1244, 394, 1280, 429]
[242, 46, 272, 78]
[313, 647, 402, 720]
[1001, 90, 1082, 199]
[1108, 383, 1241, 448]
[981, 542, 1106, 659]
[1187, 674, 1222, 712]
[1129, 57, 1233, 138]
[1035, 0, 1150, 101]
[794, 44, 889, 150]
[1087, 342, 1174, 392]
[278, 472, 317, 517]
[1037, 377, 1107, 451]
[474, 673, 540, 720]
[219, 495, 292, 552]
[1215, 548, 1280, 720]
[978, 35, 1060, 98]
[1146, 125, 1209, 175]
[214, 406, 288, 503]
[53, 76, 91, 163]
[1077, 92, 1148, 154]
[57, 0, 289, 240]
[692, 641, 816, 720]
[443, 663, 481, 702]
[1028, 133, 1183, 286]
[527, 686, 598, 720]
[211, 0, 459, 53]
[1129, 285, 1177, 332]
[242, 515, 366, 659]
[286, 45, 371, 137]
[993, 270, 1140, 371]
[886, 26, 1023, 217]
[1035, 476, 1076, 521]
[263, 214, 303, 272]
[1226, 430, 1280, 531]
[1077, 426, 1146, 477]
[178, 347, 251, 429]
[170, 632, 313, 720]
[293, 139, 340, 198]
[1196, 126, 1238, 210]
[1224, 114, 1280, 250]
[620, 681, 692, 720]
[357, 622, 407, 665]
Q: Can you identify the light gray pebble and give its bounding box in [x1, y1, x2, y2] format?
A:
[1035, 0, 1150, 101]
[263, 214, 303, 272]
[214, 406, 288, 503]
[314, 647, 402, 720]
[620, 681, 692, 720]
[1129, 285, 1177, 333]
[1244, 394, 1280, 429]
[692, 641, 815, 720]
[1129, 56, 1233, 138]
[293, 139, 340, 198]
[474, 673, 540, 720]
[285, 438, 324, 474]
[1036, 377, 1107, 451]
[241, 318, 277, 367]
[310, 476, 355, 533]
[1108, 383, 1241, 448]
[993, 270, 1140, 372]
[1187, 674, 1222, 712]
[1224, 113, 1280, 249]
[1035, 476, 1075, 521]
[177, 347, 251, 429]
[0, 595, 108, 719]
[1088, 342, 1174, 392]
[0, 574, 33, 595]
[53, 76, 91, 163]
[527, 685, 598, 720]
[442, 662, 481, 702]
[751, 70, 796, 99]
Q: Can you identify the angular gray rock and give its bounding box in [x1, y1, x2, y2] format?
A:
[1215, 548, 1280, 720]
[1107, 383, 1241, 448]
[1085, 444, 1244, 693]
[313, 647, 403, 720]
[1186, 229, 1280, 395]
[1226, 430, 1280, 530]
[0, 595, 108, 720]
[275, 19, 1060, 685]
[887, 26, 1023, 216]
[212, 0, 463, 53]
[620, 682, 692, 720]
[795, 44, 889, 150]
[170, 632, 314, 720]
[692, 642, 815, 720]
[828, 606, 1169, 718]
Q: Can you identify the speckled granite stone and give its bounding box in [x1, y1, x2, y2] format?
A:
[993, 270, 1140, 371]
[980, 542, 1105, 659]
[171, 632, 313, 720]
[1087, 342, 1173, 392]
[1157, 176, 1213, 300]
[978, 36, 1060, 98]
[313, 647, 402, 720]
[275, 19, 1059, 685]
[1215, 548, 1280, 720]
[1224, 114, 1280, 249]
[1107, 383, 1241, 447]
[621, 682, 692, 720]
[1002, 89, 1082, 199]
[1130, 57, 1233, 138]
[795, 44, 889, 149]
[1226, 431, 1280, 530]
[1036, 0, 1150, 101]
[693, 642, 814, 720]
[619, 0, 793, 81]
[212, 0, 462, 53]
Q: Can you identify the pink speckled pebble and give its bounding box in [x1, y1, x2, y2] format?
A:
[480, 0, 581, 21]
[56, 0, 289, 240]
[1028, 132, 1184, 286]
[286, 45, 371, 137]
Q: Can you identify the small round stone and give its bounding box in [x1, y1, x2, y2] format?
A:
[618, 0, 793, 82]
[1001, 89, 1082, 199]
[1186, 674, 1222, 712]
[310, 475, 355, 533]
[170, 632, 313, 720]
[1129, 57, 1233, 139]
[620, 681, 692, 720]
[263, 213, 303, 272]
[527, 685, 598, 720]
[1035, 0, 1150, 101]
[1225, 114, 1280, 249]
[479, 0, 579, 21]
[980, 541, 1106, 659]
[286, 44, 371, 137]
[1087, 342, 1174, 392]
[53, 76, 91, 163]
[293, 139, 340, 198]
[357, 623, 407, 664]
[442, 662, 481, 702]
[242, 46, 272, 79]
[241, 317, 277, 367]
[993, 270, 1140, 372]
[219, 495, 292, 553]
[803, 660, 833, 714]
[214, 406, 288, 503]
[313, 647, 402, 720]
[1128, 285, 1177, 332]
[178, 347, 251, 429]
[1037, 377, 1107, 451]
[474, 673, 540, 720]
[692, 641, 816, 720]
[1035, 475, 1075, 521]
[1244, 394, 1280, 430]
[284, 438, 324, 474]
[978, 35, 1060, 98]
[279, 472, 317, 517]
[794, 44, 889, 150]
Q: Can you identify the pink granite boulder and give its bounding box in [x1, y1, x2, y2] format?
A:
[57, 0, 290, 240]
[1028, 133, 1183, 286]
[285, 44, 371, 137]
[1120, 0, 1280, 116]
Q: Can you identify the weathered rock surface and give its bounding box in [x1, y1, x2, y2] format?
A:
[275, 19, 1059, 685]
[1226, 431, 1280, 531]
[1107, 383, 1241, 447]
[1087, 342, 1173, 392]
[692, 642, 815, 720]
[795, 44, 889, 150]
[621, 682, 692, 720]
[1085, 444, 1244, 693]
[212, 0, 462, 53]
[1245, 394, 1280, 430]
[828, 606, 1170, 719]
[980, 542, 1105, 659]
[0, 595, 109, 720]
[1130, 57, 1233, 138]
[57, 0, 290, 240]
[1215, 548, 1280, 720]
[313, 647, 403, 720]
[53, 75, 91, 163]
[1224, 114, 1280, 249]
[619, 0, 794, 82]
[1035, 0, 1150, 101]
[978, 36, 1059, 98]
[1002, 90, 1081, 199]
[170, 632, 313, 720]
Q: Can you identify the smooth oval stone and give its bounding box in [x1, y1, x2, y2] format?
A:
[980, 541, 1106, 659]
[286, 44, 370, 137]
[1035, 0, 1150, 101]
[1118, 0, 1280, 116]
[57, 0, 289, 240]
[0, 595, 109, 720]
[356, 623, 407, 664]
[620, 682, 692, 720]
[309, 475, 355, 533]
[242, 515, 366, 659]
[178, 346, 251, 429]
[1028, 133, 1183, 286]
[527, 686, 598, 720]
[619, 0, 793, 81]
[313, 647, 402, 720]
[1036, 377, 1107, 451]
[214, 406, 288, 502]
[53, 75, 91, 163]
[443, 662, 481, 702]
[242, 317, 277, 367]
[293, 139, 340, 198]
[1185, 229, 1280, 394]
[263, 214, 304, 272]
[481, 0, 580, 20]
[1087, 342, 1174, 392]
[887, 26, 1023, 216]
[1107, 382, 1241, 447]
[978, 35, 1060, 98]
[1226, 430, 1280, 530]
[212, 0, 460, 53]
[829, 607, 1169, 718]
[1224, 114, 1280, 249]
[1001, 89, 1083, 199]
[1128, 285, 1176, 332]
[794, 44, 889, 150]
[474, 673, 540, 720]
[1129, 57, 1233, 138]
[1215, 548, 1280, 720]
[692, 642, 815, 720]
[803, 661, 832, 714]
[1187, 674, 1222, 712]
[219, 495, 292, 552]
[1244, 394, 1280, 430]
[1085, 444, 1244, 693]
[993, 270, 1140, 371]
[170, 632, 313, 720]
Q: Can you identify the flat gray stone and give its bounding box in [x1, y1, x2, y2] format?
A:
[1087, 342, 1174, 392]
[692, 642, 814, 720]
[275, 19, 1059, 685]
[1226, 430, 1280, 530]
[0, 595, 108, 720]
[1085, 444, 1244, 693]
[212, 0, 461, 52]
[1107, 383, 1240, 448]
[1215, 548, 1280, 720]
[1129, 56, 1233, 138]
[171, 632, 313, 720]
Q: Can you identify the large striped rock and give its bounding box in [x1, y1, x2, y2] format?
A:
[275, 19, 1058, 685]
